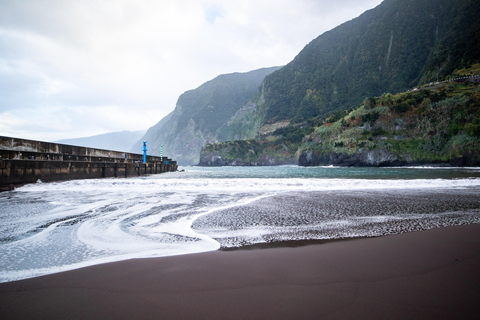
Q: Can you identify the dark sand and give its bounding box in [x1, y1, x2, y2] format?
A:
[1, 224, 480, 320]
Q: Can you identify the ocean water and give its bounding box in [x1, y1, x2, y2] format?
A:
[1, 165, 480, 282]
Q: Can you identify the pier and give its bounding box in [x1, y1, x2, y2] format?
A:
[0, 136, 177, 190]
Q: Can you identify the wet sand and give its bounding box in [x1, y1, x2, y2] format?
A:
[1, 224, 480, 319]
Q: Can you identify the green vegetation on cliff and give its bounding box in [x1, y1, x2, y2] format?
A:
[201, 125, 313, 166]
[199, 72, 480, 166]
[298, 79, 480, 166]
[132, 67, 280, 165]
[199, 0, 480, 167]
[257, 0, 480, 124]
[142, 0, 480, 166]
[214, 0, 480, 147]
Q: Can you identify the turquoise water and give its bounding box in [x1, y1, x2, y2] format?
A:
[175, 165, 480, 180]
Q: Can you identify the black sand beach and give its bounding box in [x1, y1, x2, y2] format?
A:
[1, 224, 479, 319]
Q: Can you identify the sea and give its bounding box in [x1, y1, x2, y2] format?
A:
[1, 165, 480, 283]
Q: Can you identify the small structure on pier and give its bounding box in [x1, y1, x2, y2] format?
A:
[143, 141, 147, 163]
[0, 136, 177, 190]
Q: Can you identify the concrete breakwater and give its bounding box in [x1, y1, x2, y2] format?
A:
[0, 136, 177, 190]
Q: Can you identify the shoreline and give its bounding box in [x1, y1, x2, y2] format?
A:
[2, 224, 479, 319]
[219, 237, 359, 251]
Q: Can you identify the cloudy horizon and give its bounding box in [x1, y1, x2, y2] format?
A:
[0, 0, 383, 142]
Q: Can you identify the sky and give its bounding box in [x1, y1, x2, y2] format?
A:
[0, 0, 383, 142]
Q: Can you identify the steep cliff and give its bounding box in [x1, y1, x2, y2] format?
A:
[217, 0, 480, 139]
[295, 74, 480, 166]
[200, 77, 480, 167]
[199, 0, 480, 167]
[198, 138, 299, 166]
[143, 0, 480, 166]
[258, 0, 480, 124]
[132, 67, 280, 165]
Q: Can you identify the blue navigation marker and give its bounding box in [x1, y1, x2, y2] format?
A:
[142, 141, 147, 163]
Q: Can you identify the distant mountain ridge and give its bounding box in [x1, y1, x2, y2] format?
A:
[57, 130, 146, 152]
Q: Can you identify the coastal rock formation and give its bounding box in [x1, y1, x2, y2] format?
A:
[297, 149, 473, 167]
[197, 0, 480, 167]
[198, 151, 295, 167]
[200, 79, 480, 167]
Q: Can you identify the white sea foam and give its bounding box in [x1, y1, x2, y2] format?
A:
[16, 176, 480, 194]
[1, 166, 480, 283]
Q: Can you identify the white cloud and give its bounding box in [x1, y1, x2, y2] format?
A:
[0, 0, 383, 141]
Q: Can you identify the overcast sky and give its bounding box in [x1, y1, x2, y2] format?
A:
[0, 0, 383, 142]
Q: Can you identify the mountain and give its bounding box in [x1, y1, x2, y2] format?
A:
[221, 0, 480, 138]
[199, 0, 480, 166]
[200, 74, 480, 167]
[296, 79, 480, 167]
[56, 130, 146, 152]
[141, 0, 480, 166]
[132, 67, 281, 165]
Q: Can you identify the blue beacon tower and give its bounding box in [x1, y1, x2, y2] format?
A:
[142, 141, 147, 163]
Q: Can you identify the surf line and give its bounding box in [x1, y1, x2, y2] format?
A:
[174, 193, 278, 250]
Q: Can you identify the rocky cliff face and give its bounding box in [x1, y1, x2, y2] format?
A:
[256, 0, 480, 124]
[198, 151, 296, 166]
[139, 0, 480, 167]
[299, 149, 455, 167]
[298, 149, 480, 167]
[200, 79, 480, 167]
[296, 82, 480, 167]
[198, 137, 298, 166]
[132, 67, 281, 165]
